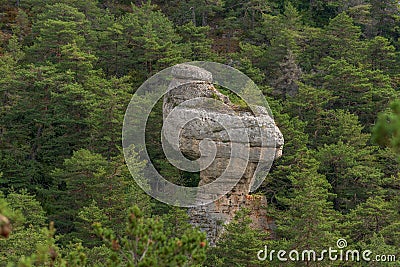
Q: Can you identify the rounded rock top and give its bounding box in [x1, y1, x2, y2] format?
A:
[171, 64, 213, 82]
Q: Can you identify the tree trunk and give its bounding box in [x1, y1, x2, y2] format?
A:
[202, 11, 207, 26]
[191, 7, 196, 26]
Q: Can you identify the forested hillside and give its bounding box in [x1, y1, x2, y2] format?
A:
[0, 0, 399, 266]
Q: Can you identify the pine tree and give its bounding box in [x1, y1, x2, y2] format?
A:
[316, 141, 383, 212]
[94, 206, 207, 266]
[285, 82, 334, 148]
[205, 208, 269, 267]
[343, 195, 399, 243]
[323, 12, 362, 64]
[359, 233, 399, 267]
[118, 2, 184, 79]
[291, 0, 341, 26]
[0, 63, 90, 192]
[58, 40, 97, 83]
[368, 0, 400, 40]
[176, 22, 215, 61]
[318, 57, 397, 126]
[260, 101, 309, 206]
[270, 152, 341, 266]
[246, 3, 303, 82]
[26, 3, 89, 64]
[46, 148, 150, 246]
[89, 14, 125, 77]
[0, 191, 48, 264]
[364, 36, 397, 73]
[84, 74, 132, 159]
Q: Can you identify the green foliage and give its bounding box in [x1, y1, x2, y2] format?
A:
[1, 199, 204, 266]
[318, 57, 396, 126]
[373, 100, 400, 153]
[343, 195, 399, 243]
[364, 36, 398, 73]
[161, 206, 193, 239]
[316, 141, 383, 212]
[369, 0, 400, 40]
[205, 208, 269, 267]
[46, 148, 150, 246]
[271, 153, 341, 256]
[177, 22, 215, 61]
[118, 2, 184, 78]
[323, 12, 362, 64]
[6, 190, 47, 228]
[359, 233, 399, 267]
[27, 3, 89, 63]
[261, 103, 309, 206]
[94, 206, 207, 266]
[0, 0, 399, 265]
[0, 191, 48, 264]
[83, 74, 132, 158]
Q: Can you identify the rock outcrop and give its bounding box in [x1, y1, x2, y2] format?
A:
[163, 64, 283, 245]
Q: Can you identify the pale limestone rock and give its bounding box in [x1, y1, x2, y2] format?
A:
[163, 64, 283, 245]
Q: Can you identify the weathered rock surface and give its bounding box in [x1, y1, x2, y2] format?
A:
[163, 63, 283, 245]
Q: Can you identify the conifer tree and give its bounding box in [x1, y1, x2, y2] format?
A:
[205, 208, 269, 267]
[46, 148, 149, 246]
[94, 206, 207, 266]
[270, 152, 341, 265]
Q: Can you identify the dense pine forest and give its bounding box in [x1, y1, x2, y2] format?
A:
[0, 0, 399, 266]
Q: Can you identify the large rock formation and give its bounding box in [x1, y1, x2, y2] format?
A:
[163, 64, 284, 245]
